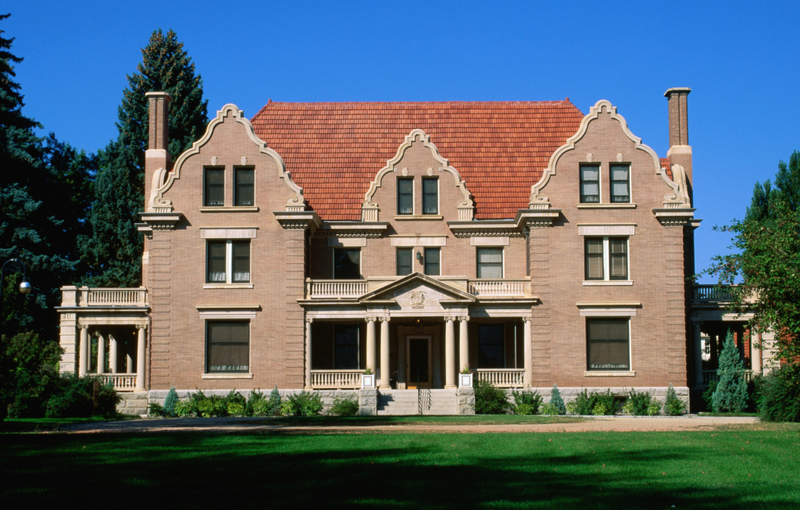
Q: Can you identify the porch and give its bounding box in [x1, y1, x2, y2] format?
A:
[56, 286, 149, 392]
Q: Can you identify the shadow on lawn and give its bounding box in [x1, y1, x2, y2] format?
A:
[1, 433, 796, 509]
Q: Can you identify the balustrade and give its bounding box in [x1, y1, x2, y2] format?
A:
[693, 284, 733, 303]
[310, 370, 363, 389]
[476, 369, 525, 388]
[79, 288, 147, 306]
[468, 279, 527, 297]
[702, 369, 753, 384]
[98, 373, 138, 392]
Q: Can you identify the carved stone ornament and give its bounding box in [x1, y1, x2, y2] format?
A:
[148, 104, 305, 213]
[617, 153, 623, 162]
[410, 290, 426, 309]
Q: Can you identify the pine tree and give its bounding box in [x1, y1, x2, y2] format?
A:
[81, 29, 208, 287]
[550, 383, 566, 415]
[712, 330, 749, 413]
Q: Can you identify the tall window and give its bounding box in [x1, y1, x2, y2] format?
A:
[397, 178, 413, 215]
[424, 247, 440, 276]
[585, 237, 628, 281]
[333, 248, 361, 279]
[334, 324, 360, 369]
[422, 178, 438, 214]
[206, 321, 249, 373]
[397, 248, 413, 275]
[478, 324, 504, 368]
[586, 319, 630, 371]
[610, 164, 630, 203]
[204, 168, 225, 206]
[207, 241, 250, 283]
[580, 164, 600, 203]
[477, 248, 503, 279]
[234, 168, 254, 206]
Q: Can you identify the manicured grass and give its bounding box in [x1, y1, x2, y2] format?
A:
[2, 429, 799, 508]
[256, 414, 583, 426]
[0, 416, 115, 433]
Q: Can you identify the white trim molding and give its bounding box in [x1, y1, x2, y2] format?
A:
[200, 228, 258, 239]
[578, 224, 636, 236]
[577, 302, 641, 317]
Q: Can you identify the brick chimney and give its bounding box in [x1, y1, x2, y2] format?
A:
[144, 91, 171, 210]
[664, 87, 692, 202]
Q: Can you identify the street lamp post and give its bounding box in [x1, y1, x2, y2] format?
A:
[0, 258, 32, 327]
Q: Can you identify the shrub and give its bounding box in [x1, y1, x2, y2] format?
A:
[148, 402, 166, 417]
[227, 401, 245, 416]
[328, 394, 359, 416]
[664, 383, 687, 416]
[567, 389, 594, 415]
[512, 390, 542, 415]
[540, 403, 559, 415]
[280, 399, 295, 416]
[43, 374, 119, 418]
[549, 384, 566, 415]
[623, 388, 661, 416]
[250, 387, 281, 417]
[473, 379, 511, 414]
[756, 365, 800, 422]
[163, 387, 178, 417]
[713, 331, 749, 413]
[702, 379, 718, 411]
[174, 400, 195, 417]
[287, 391, 323, 416]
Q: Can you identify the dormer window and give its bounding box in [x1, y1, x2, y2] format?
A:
[397, 178, 413, 215]
[204, 167, 225, 206]
[580, 164, 600, 203]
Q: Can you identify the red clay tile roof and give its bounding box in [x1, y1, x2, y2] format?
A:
[251, 101, 584, 220]
[660, 157, 673, 180]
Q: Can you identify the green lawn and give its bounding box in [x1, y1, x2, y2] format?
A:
[2, 427, 799, 509]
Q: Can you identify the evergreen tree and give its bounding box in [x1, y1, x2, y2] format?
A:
[712, 330, 748, 413]
[549, 383, 566, 415]
[81, 29, 208, 287]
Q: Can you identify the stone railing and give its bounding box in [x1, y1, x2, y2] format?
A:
[98, 373, 138, 392]
[468, 279, 528, 297]
[476, 369, 525, 388]
[63, 287, 148, 307]
[693, 284, 733, 303]
[311, 370, 363, 389]
[307, 281, 368, 299]
[702, 369, 753, 384]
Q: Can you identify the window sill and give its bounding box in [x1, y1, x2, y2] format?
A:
[202, 373, 253, 380]
[584, 371, 635, 377]
[583, 280, 633, 286]
[200, 206, 259, 213]
[394, 215, 443, 221]
[203, 283, 254, 289]
[577, 204, 636, 209]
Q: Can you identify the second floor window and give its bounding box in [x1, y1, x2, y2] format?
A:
[580, 164, 600, 203]
[204, 168, 225, 206]
[397, 178, 413, 215]
[334, 248, 361, 279]
[424, 247, 440, 276]
[477, 248, 503, 279]
[397, 248, 413, 275]
[207, 240, 250, 283]
[585, 237, 628, 281]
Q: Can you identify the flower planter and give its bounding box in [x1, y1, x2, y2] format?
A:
[458, 373, 473, 388]
[361, 373, 375, 389]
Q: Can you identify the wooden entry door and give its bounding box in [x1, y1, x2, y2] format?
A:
[407, 336, 431, 389]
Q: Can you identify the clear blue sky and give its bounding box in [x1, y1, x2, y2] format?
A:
[6, 1, 800, 282]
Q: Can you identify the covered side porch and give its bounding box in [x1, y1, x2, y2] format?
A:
[301, 273, 536, 391]
[56, 286, 149, 392]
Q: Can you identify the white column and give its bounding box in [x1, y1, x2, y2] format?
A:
[523, 317, 532, 388]
[96, 333, 105, 374]
[305, 318, 313, 390]
[109, 334, 118, 373]
[752, 332, 762, 375]
[693, 321, 704, 387]
[459, 316, 469, 373]
[445, 317, 456, 389]
[379, 317, 390, 389]
[135, 326, 146, 391]
[78, 325, 88, 377]
[126, 351, 133, 374]
[365, 317, 376, 373]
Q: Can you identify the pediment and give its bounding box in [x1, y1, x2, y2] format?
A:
[360, 273, 475, 310]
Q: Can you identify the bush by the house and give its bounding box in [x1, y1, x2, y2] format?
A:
[512, 390, 542, 415]
[712, 330, 749, 413]
[567, 389, 618, 415]
[42, 374, 119, 418]
[622, 388, 661, 416]
[163, 387, 179, 417]
[756, 365, 800, 422]
[246, 388, 281, 417]
[473, 379, 511, 414]
[328, 394, 359, 416]
[539, 403, 559, 415]
[284, 391, 323, 416]
[664, 383, 687, 416]
[549, 384, 566, 415]
[567, 389, 593, 415]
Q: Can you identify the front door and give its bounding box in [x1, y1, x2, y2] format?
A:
[407, 336, 431, 389]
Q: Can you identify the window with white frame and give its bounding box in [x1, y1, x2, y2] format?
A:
[206, 321, 249, 373]
[424, 247, 440, 276]
[584, 237, 628, 281]
[586, 318, 630, 371]
[207, 240, 250, 283]
[477, 248, 503, 279]
[234, 167, 254, 206]
[397, 248, 413, 275]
